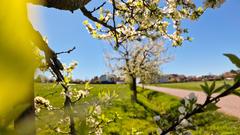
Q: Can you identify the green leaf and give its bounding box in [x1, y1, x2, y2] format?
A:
[224, 81, 231, 89]
[210, 81, 216, 92]
[95, 23, 102, 29]
[200, 82, 211, 95]
[200, 85, 208, 94]
[205, 103, 220, 111]
[101, 114, 105, 120]
[85, 81, 93, 90]
[83, 20, 89, 25]
[204, 81, 209, 89]
[224, 53, 240, 68]
[213, 85, 225, 93]
[186, 37, 193, 41]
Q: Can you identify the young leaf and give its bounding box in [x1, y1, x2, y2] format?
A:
[200, 82, 211, 95]
[85, 81, 93, 90]
[224, 81, 231, 89]
[200, 85, 209, 95]
[205, 103, 220, 111]
[213, 85, 225, 93]
[224, 54, 240, 68]
[204, 81, 209, 89]
[210, 81, 216, 92]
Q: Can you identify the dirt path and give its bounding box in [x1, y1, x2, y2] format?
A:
[142, 85, 240, 119]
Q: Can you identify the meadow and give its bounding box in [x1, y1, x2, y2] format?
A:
[35, 83, 240, 135]
[152, 81, 235, 91]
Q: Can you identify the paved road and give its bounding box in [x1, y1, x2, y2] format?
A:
[142, 85, 240, 119]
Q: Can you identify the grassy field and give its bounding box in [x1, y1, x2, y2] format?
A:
[152, 81, 234, 91]
[35, 83, 240, 135]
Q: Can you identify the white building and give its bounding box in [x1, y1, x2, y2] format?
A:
[99, 74, 117, 84]
[159, 75, 169, 83]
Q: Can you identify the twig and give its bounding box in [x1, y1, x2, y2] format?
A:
[72, 94, 83, 104]
[112, 0, 120, 48]
[43, 91, 58, 98]
[90, 2, 106, 13]
[80, 6, 120, 47]
[56, 46, 76, 55]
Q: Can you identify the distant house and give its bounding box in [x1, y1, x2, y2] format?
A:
[99, 74, 117, 84]
[159, 74, 187, 83]
[167, 74, 187, 83]
[159, 75, 170, 83]
[223, 72, 236, 81]
[90, 76, 101, 84]
[115, 77, 125, 84]
[186, 76, 197, 82]
[71, 79, 85, 84]
[201, 75, 217, 81]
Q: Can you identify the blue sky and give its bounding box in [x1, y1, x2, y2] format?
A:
[28, 1, 240, 80]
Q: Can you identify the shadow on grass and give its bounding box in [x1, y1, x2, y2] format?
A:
[136, 98, 160, 116]
[146, 91, 159, 100]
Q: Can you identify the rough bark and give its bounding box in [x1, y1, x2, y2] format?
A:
[62, 84, 76, 135]
[142, 83, 145, 90]
[130, 77, 137, 102]
[28, 0, 91, 11]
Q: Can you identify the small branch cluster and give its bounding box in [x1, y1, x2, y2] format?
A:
[34, 96, 53, 113]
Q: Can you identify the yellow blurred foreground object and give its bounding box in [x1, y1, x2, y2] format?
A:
[0, 0, 39, 129]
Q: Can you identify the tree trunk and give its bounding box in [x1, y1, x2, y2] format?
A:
[14, 81, 35, 135]
[62, 84, 76, 135]
[64, 96, 76, 135]
[130, 77, 137, 102]
[142, 83, 145, 90]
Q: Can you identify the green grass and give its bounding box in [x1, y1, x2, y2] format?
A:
[35, 83, 240, 134]
[152, 81, 234, 91]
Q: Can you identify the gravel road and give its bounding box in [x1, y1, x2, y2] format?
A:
[142, 85, 240, 119]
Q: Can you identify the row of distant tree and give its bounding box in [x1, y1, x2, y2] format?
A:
[34, 74, 123, 84]
[159, 69, 240, 83]
[35, 69, 239, 84]
[34, 74, 86, 84]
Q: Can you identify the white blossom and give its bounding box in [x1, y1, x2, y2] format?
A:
[188, 93, 197, 100]
[56, 127, 61, 133]
[153, 115, 161, 121]
[178, 106, 186, 114]
[77, 90, 89, 98]
[94, 105, 102, 115]
[157, 128, 162, 134]
[178, 114, 184, 121]
[183, 131, 192, 135]
[180, 119, 189, 127]
[34, 96, 53, 113]
[65, 91, 73, 98]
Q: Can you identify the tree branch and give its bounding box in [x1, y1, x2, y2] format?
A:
[80, 6, 115, 31]
[161, 80, 240, 135]
[90, 2, 107, 13]
[28, 0, 91, 12]
[56, 46, 76, 55]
